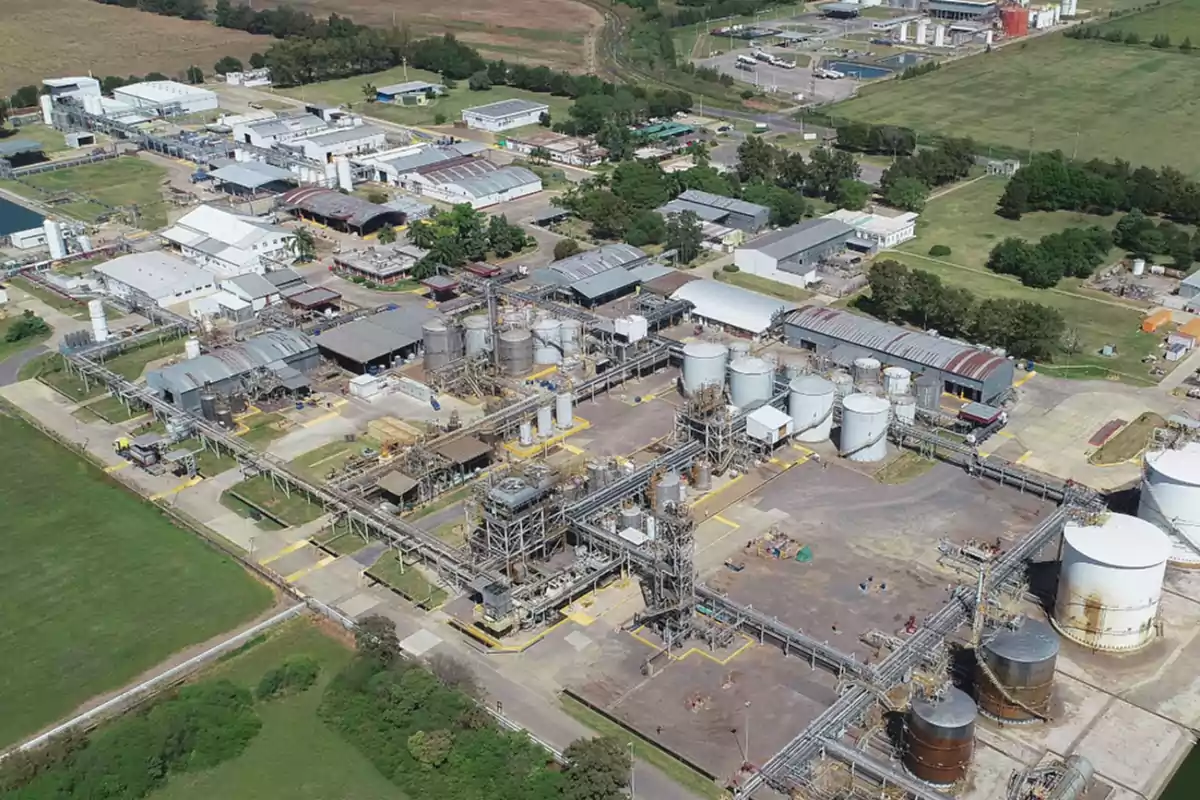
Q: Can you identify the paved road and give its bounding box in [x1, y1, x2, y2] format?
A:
[0, 344, 47, 386]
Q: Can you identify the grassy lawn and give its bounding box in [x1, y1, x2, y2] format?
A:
[882, 252, 1162, 383]
[3, 157, 169, 228]
[407, 484, 473, 522]
[11, 276, 87, 316]
[899, 177, 1122, 270]
[875, 451, 937, 484]
[714, 268, 814, 303]
[103, 335, 186, 380]
[281, 65, 574, 128]
[238, 412, 290, 448]
[288, 437, 380, 483]
[367, 552, 447, 608]
[174, 437, 239, 476]
[21, 352, 107, 400]
[1095, 0, 1200, 41]
[826, 35, 1200, 175]
[223, 475, 325, 527]
[313, 525, 372, 557]
[560, 695, 723, 800]
[84, 393, 148, 423]
[0, 313, 52, 363]
[0, 413, 271, 748]
[150, 619, 403, 800]
[1089, 411, 1165, 464]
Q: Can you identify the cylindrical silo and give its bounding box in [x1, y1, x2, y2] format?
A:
[497, 329, 534, 377]
[1139, 444, 1200, 568]
[1052, 513, 1170, 652]
[893, 394, 917, 426]
[831, 371, 854, 398]
[976, 616, 1059, 724]
[199, 390, 218, 421]
[560, 318, 582, 357]
[853, 356, 881, 387]
[422, 318, 462, 372]
[519, 422, 534, 447]
[762, 351, 779, 375]
[693, 460, 712, 491]
[463, 314, 491, 358]
[587, 460, 610, 490]
[729, 357, 773, 409]
[904, 688, 977, 786]
[88, 299, 109, 343]
[555, 392, 573, 430]
[915, 374, 940, 412]
[682, 341, 729, 395]
[619, 505, 642, 531]
[533, 317, 563, 365]
[788, 375, 835, 443]
[839, 393, 890, 462]
[537, 405, 554, 438]
[883, 366, 911, 397]
[729, 341, 751, 360]
[655, 472, 682, 515]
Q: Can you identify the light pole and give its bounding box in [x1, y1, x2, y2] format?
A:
[629, 741, 635, 798]
[743, 701, 752, 764]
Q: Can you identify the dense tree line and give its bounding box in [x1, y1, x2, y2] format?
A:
[835, 123, 917, 157]
[898, 60, 941, 80]
[1065, 24, 1193, 51]
[997, 150, 1200, 225]
[92, 0, 206, 21]
[986, 226, 1112, 288]
[736, 135, 863, 205]
[1113, 209, 1200, 268]
[402, 205, 530, 278]
[877, 137, 975, 212]
[866, 260, 1067, 360]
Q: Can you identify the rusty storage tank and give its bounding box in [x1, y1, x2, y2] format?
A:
[903, 687, 977, 786]
[976, 616, 1059, 724]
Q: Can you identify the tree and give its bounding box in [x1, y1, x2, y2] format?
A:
[972, 298, 1012, 348]
[866, 259, 910, 322]
[214, 56, 243, 75]
[249, 52, 267, 69]
[425, 653, 480, 698]
[377, 224, 397, 245]
[1151, 33, 1172, 49]
[538, 111, 552, 127]
[554, 238, 581, 260]
[665, 209, 703, 264]
[355, 614, 401, 666]
[741, 183, 808, 227]
[361, 82, 377, 102]
[1124, 31, 1141, 45]
[407, 219, 439, 250]
[407, 729, 455, 767]
[467, 70, 492, 91]
[186, 65, 204, 84]
[833, 179, 871, 211]
[0, 101, 8, 129]
[1009, 301, 1066, 360]
[9, 85, 39, 109]
[366, 190, 389, 204]
[883, 176, 929, 213]
[529, 146, 553, 165]
[1181, 36, 1194, 52]
[287, 227, 316, 262]
[806, 147, 860, 200]
[626, 210, 666, 247]
[929, 245, 951, 257]
[4, 311, 49, 343]
[736, 135, 778, 184]
[906, 269, 945, 328]
[562, 736, 631, 800]
[996, 178, 1030, 220]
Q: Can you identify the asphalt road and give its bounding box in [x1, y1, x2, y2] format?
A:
[0, 344, 47, 386]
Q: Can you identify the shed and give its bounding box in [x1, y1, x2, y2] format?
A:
[671, 278, 797, 335]
[434, 436, 492, 468]
[746, 405, 794, 444]
[376, 470, 418, 499]
[1142, 309, 1172, 333]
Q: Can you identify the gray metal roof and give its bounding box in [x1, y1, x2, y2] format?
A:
[547, 243, 648, 282]
[377, 81, 442, 95]
[381, 147, 458, 174]
[0, 139, 44, 158]
[677, 190, 768, 219]
[571, 268, 641, 300]
[1181, 271, 1200, 289]
[95, 252, 216, 301]
[314, 305, 438, 364]
[657, 199, 728, 223]
[437, 166, 540, 200]
[383, 195, 434, 218]
[463, 98, 549, 120]
[670, 279, 796, 334]
[226, 272, 278, 299]
[263, 267, 304, 288]
[280, 187, 398, 228]
[287, 286, 341, 307]
[822, 1, 863, 11]
[377, 470, 418, 496]
[300, 125, 386, 148]
[741, 218, 855, 260]
[628, 262, 675, 283]
[209, 162, 295, 189]
[147, 330, 315, 394]
[785, 306, 1010, 382]
[245, 114, 327, 138]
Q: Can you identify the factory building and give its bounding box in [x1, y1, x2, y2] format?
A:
[657, 190, 771, 233]
[220, 272, 282, 311]
[357, 142, 488, 185]
[499, 130, 607, 167]
[147, 330, 318, 413]
[294, 125, 388, 162]
[314, 306, 439, 373]
[206, 162, 297, 197]
[408, 162, 542, 209]
[784, 306, 1014, 403]
[733, 218, 859, 289]
[530, 243, 652, 305]
[42, 76, 102, 101]
[233, 114, 329, 148]
[333, 242, 430, 285]
[376, 81, 444, 103]
[111, 81, 219, 114]
[823, 208, 917, 249]
[161, 205, 293, 277]
[94, 252, 218, 308]
[462, 99, 550, 132]
[279, 187, 404, 236]
[671, 279, 797, 337]
[927, 0, 997, 18]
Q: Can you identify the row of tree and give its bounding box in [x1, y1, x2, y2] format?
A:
[1065, 24, 1194, 50]
[866, 260, 1067, 360]
[835, 123, 917, 157]
[736, 136, 866, 205]
[986, 226, 1112, 288]
[997, 151, 1200, 225]
[92, 0, 205, 20]
[399, 204, 530, 278]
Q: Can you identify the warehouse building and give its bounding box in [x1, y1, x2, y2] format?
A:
[112, 81, 218, 114]
[671, 279, 796, 337]
[207, 161, 297, 196]
[147, 330, 318, 413]
[233, 114, 329, 147]
[376, 81, 444, 103]
[334, 242, 430, 285]
[462, 99, 549, 132]
[784, 306, 1014, 403]
[315, 306, 439, 373]
[95, 252, 218, 308]
[356, 142, 487, 186]
[409, 162, 542, 209]
[927, 0, 997, 18]
[823, 208, 917, 249]
[279, 187, 404, 236]
[734, 218, 859, 289]
[530, 243, 651, 305]
[161, 205, 293, 277]
[294, 125, 388, 162]
[499, 130, 606, 167]
[43, 76, 102, 101]
[657, 190, 770, 233]
[221, 272, 281, 311]
[821, 1, 862, 16]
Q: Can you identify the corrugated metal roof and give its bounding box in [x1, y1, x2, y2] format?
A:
[226, 272, 278, 299]
[677, 190, 768, 219]
[0, 139, 43, 158]
[263, 267, 304, 288]
[300, 125, 386, 148]
[740, 218, 854, 260]
[280, 187, 398, 228]
[314, 305, 438, 364]
[463, 98, 548, 120]
[670, 279, 796, 334]
[785, 306, 1008, 382]
[244, 114, 327, 138]
[628, 263, 675, 283]
[377, 81, 441, 95]
[547, 243, 647, 282]
[657, 199, 728, 223]
[571, 268, 640, 300]
[377, 470, 418, 496]
[286, 286, 340, 307]
[437, 166, 540, 199]
[209, 162, 295, 188]
[95, 252, 216, 301]
[148, 330, 315, 394]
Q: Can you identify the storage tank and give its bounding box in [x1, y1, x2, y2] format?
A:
[904, 688, 977, 786]
[519, 422, 534, 447]
[537, 405, 554, 438]
[839, 393, 890, 462]
[976, 616, 1058, 724]
[39, 94, 53, 125]
[229, 393, 248, 415]
[560, 318, 582, 357]
[422, 318, 462, 372]
[335, 156, 353, 192]
[199, 391, 218, 421]
[682, 341, 729, 395]
[587, 460, 611, 490]
[463, 314, 491, 357]
[729, 357, 773, 409]
[215, 403, 235, 429]
[729, 341, 751, 360]
[533, 317, 563, 365]
[184, 336, 201, 360]
[654, 472, 683, 515]
[556, 392, 573, 430]
[619, 506, 643, 531]
[88, 299, 109, 343]
[831, 371, 854, 398]
[1132, 258, 1146, 276]
[788, 375, 835, 443]
[693, 460, 712, 491]
[883, 366, 911, 397]
[1052, 513, 1170, 652]
[893, 394, 917, 426]
[497, 329, 534, 376]
[43, 219, 66, 260]
[77, 234, 92, 253]
[785, 359, 806, 380]
[915, 374, 940, 412]
[853, 356, 881, 387]
[1139, 444, 1200, 568]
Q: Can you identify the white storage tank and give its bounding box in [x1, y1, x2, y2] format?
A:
[184, 336, 202, 360]
[463, 314, 491, 357]
[883, 366, 911, 397]
[654, 472, 684, 514]
[893, 394, 917, 425]
[729, 341, 751, 360]
[853, 356, 881, 387]
[729, 357, 774, 409]
[537, 405, 554, 438]
[497, 328, 534, 376]
[831, 371, 854, 398]
[43, 219, 66, 260]
[1139, 444, 1200, 568]
[519, 422, 534, 447]
[682, 341, 729, 395]
[1052, 513, 1170, 652]
[839, 393, 890, 462]
[1132, 258, 1146, 276]
[556, 392, 574, 430]
[422, 318, 462, 372]
[560, 318, 582, 357]
[788, 375, 835, 443]
[533, 317, 563, 365]
[88, 299, 109, 343]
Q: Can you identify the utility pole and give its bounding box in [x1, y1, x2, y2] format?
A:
[628, 741, 636, 798]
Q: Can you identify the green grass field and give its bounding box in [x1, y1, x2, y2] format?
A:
[281, 65, 575, 128]
[238, 412, 289, 448]
[150, 619, 403, 800]
[714, 268, 815, 302]
[2, 157, 169, 228]
[367, 553, 447, 608]
[827, 35, 1200, 175]
[223, 475, 325, 527]
[1095, 0, 1200, 41]
[0, 413, 271, 747]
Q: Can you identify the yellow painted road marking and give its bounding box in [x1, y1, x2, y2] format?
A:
[260, 539, 310, 565]
[286, 554, 337, 583]
[150, 476, 202, 500]
[563, 443, 585, 455]
[995, 430, 1014, 440]
[104, 461, 130, 473]
[566, 610, 596, 626]
[629, 624, 755, 665]
[1013, 370, 1037, 387]
[1016, 450, 1032, 464]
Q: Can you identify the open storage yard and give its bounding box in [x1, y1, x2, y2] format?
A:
[827, 35, 1200, 175]
[0, 412, 272, 748]
[0, 0, 264, 93]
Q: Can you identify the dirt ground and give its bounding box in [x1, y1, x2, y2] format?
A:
[0, 0, 265, 93]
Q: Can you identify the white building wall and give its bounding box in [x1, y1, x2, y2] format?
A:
[462, 108, 546, 132]
[300, 131, 388, 161]
[102, 276, 217, 309]
[112, 83, 218, 114]
[733, 248, 817, 288]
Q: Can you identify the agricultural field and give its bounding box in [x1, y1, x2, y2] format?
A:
[0, 413, 272, 747]
[0, 0, 264, 94]
[1095, 0, 1200, 41]
[150, 620, 402, 800]
[827, 35, 1200, 175]
[282, 65, 576, 128]
[0, 157, 170, 229]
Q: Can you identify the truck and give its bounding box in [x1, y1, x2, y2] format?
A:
[754, 122, 769, 132]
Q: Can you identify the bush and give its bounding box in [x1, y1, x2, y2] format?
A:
[257, 655, 321, 701]
[929, 245, 951, 257]
[434, 112, 448, 125]
[366, 190, 389, 204]
[5, 310, 50, 343]
[553, 238, 581, 260]
[722, 263, 740, 273]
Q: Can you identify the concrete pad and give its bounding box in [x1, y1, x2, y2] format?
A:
[401, 628, 442, 657]
[565, 631, 594, 652]
[339, 592, 381, 618]
[1072, 697, 1192, 796]
[959, 743, 1025, 800]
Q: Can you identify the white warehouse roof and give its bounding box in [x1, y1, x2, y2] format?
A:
[671, 278, 797, 335]
[95, 252, 216, 301]
[464, 98, 548, 120]
[112, 80, 216, 105]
